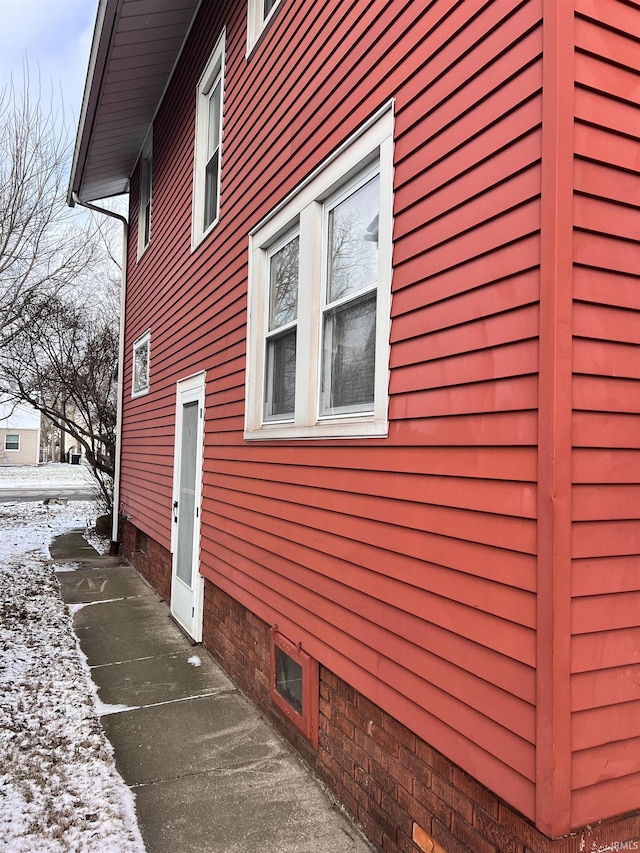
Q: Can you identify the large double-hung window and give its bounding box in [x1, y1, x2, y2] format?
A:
[245, 106, 394, 440]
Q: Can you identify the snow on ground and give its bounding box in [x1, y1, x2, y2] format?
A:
[0, 462, 96, 489]
[0, 491, 145, 851]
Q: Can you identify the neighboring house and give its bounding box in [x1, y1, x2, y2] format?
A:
[41, 416, 83, 464]
[0, 399, 41, 465]
[69, 2, 639, 852]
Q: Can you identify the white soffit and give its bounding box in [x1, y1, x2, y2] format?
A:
[69, 0, 201, 204]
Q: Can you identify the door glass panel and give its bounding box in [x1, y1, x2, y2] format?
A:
[176, 400, 198, 586]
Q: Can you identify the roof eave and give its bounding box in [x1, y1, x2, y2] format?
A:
[68, 0, 202, 206]
[67, 0, 119, 206]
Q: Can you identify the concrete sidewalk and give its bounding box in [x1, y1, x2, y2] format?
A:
[54, 530, 373, 853]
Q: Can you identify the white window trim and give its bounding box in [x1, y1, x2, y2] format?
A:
[245, 105, 394, 441]
[132, 330, 151, 398]
[4, 434, 20, 451]
[137, 130, 153, 260]
[192, 29, 226, 251]
[247, 0, 282, 55]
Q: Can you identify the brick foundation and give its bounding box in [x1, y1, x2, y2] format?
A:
[121, 519, 171, 603]
[201, 579, 640, 853]
[118, 526, 640, 853]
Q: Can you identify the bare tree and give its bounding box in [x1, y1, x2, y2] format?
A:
[2, 290, 118, 511]
[0, 67, 100, 350]
[0, 65, 122, 510]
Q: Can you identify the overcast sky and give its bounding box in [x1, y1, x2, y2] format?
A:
[0, 0, 98, 128]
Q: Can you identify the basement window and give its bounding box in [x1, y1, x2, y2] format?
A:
[270, 628, 319, 748]
[137, 531, 148, 555]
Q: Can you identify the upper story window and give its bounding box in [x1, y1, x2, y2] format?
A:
[137, 131, 153, 259]
[247, 0, 282, 54]
[132, 331, 150, 398]
[193, 31, 225, 249]
[245, 106, 394, 441]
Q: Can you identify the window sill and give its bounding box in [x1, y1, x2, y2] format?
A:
[244, 417, 388, 441]
[136, 242, 150, 263]
[191, 217, 220, 254]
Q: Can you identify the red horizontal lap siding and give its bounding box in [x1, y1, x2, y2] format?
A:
[200, 539, 537, 813]
[210, 457, 537, 518]
[210, 443, 539, 480]
[572, 485, 640, 521]
[573, 339, 640, 381]
[572, 555, 640, 597]
[200, 524, 537, 737]
[572, 773, 640, 831]
[120, 0, 548, 828]
[569, 0, 640, 829]
[572, 665, 640, 712]
[203, 483, 538, 592]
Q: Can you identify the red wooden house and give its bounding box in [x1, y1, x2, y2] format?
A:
[69, 1, 640, 851]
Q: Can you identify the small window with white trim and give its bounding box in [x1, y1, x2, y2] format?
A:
[247, 0, 282, 54]
[5, 434, 20, 451]
[137, 131, 153, 258]
[193, 31, 225, 249]
[132, 331, 150, 398]
[245, 106, 394, 440]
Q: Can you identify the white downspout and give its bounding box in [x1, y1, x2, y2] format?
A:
[71, 192, 128, 554]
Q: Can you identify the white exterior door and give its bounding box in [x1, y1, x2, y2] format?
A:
[171, 373, 205, 640]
